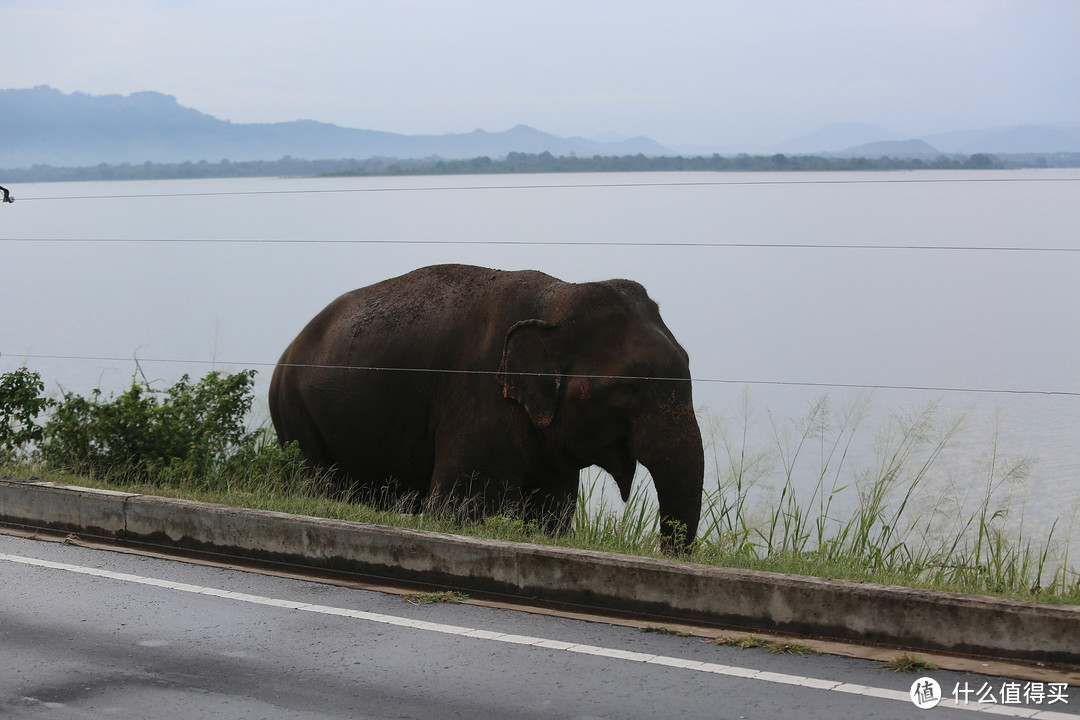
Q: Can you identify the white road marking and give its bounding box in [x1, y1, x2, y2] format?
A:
[2, 552, 1073, 719]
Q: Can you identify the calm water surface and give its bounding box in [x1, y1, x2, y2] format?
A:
[3, 170, 1078, 541]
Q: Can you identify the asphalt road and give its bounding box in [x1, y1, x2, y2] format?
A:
[1, 533, 1074, 719]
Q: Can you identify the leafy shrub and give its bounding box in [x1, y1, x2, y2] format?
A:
[218, 427, 311, 493]
[42, 369, 259, 478]
[0, 367, 54, 461]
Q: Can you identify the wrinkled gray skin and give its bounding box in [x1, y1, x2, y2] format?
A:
[269, 264, 704, 550]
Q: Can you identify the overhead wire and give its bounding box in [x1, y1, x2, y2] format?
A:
[5, 173, 1076, 251]
[5, 172, 1080, 203]
[7, 353, 1078, 399]
[2, 237, 1079, 253]
[3, 173, 1078, 399]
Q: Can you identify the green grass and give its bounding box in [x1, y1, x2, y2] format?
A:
[640, 626, 692, 638]
[765, 641, 819, 655]
[4, 390, 1078, 605]
[402, 591, 469, 605]
[881, 653, 940, 673]
[690, 391, 1080, 603]
[707, 634, 770, 649]
[706, 634, 818, 655]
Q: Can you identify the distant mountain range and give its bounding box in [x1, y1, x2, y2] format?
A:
[0, 86, 669, 168]
[2, 86, 1079, 169]
[767, 122, 1080, 157]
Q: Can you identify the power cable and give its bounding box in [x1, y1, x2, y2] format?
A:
[5, 174, 1077, 399]
[7, 174, 1080, 203]
[3, 237, 1078, 253]
[7, 353, 1078, 399]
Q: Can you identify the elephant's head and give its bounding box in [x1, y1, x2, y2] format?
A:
[498, 279, 704, 551]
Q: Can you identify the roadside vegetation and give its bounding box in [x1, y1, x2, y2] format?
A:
[2, 366, 1077, 605]
[880, 653, 940, 673]
[707, 634, 819, 656]
[402, 591, 470, 606]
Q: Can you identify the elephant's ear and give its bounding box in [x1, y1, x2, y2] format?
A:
[498, 319, 563, 429]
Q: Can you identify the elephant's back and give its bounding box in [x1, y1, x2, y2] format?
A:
[300, 265, 560, 361]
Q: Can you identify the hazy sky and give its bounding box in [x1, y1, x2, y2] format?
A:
[3, 0, 1078, 148]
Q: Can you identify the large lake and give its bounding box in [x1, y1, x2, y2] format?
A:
[3, 170, 1078, 542]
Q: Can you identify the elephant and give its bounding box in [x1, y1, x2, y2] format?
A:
[269, 264, 704, 550]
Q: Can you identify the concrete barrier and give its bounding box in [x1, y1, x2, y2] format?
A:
[2, 476, 1077, 668]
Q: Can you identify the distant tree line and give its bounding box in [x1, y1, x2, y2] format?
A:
[0, 156, 377, 183]
[327, 151, 1019, 176]
[4, 151, 1079, 183]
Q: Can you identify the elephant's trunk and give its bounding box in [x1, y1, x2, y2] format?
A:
[634, 384, 704, 553]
